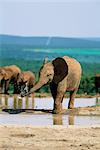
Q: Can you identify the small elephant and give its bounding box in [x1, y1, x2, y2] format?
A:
[0, 65, 21, 94]
[17, 71, 35, 94]
[21, 56, 82, 114]
[95, 74, 100, 94]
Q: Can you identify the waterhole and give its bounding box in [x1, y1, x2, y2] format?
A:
[0, 95, 100, 126]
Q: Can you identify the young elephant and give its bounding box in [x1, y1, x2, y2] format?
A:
[21, 56, 82, 114]
[17, 71, 35, 94]
[0, 65, 21, 94]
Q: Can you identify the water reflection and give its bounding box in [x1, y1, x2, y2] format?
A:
[4, 95, 8, 107]
[53, 115, 74, 125]
[68, 115, 74, 125]
[96, 97, 100, 106]
[53, 115, 63, 125]
[13, 95, 17, 109]
[0, 94, 35, 109]
[0, 94, 100, 110]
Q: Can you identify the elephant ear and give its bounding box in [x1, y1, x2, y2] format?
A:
[52, 57, 68, 84]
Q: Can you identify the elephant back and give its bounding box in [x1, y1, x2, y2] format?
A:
[22, 71, 35, 84]
[5, 65, 21, 80]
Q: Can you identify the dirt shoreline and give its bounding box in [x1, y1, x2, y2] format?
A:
[1, 106, 100, 116]
[0, 125, 100, 150]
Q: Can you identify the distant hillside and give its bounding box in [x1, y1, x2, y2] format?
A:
[0, 34, 100, 48]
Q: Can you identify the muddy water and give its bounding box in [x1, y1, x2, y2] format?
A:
[0, 95, 100, 126]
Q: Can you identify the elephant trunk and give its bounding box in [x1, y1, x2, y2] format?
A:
[29, 80, 44, 93]
[21, 80, 44, 97]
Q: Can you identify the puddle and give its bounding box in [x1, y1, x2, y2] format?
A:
[0, 114, 100, 126]
[0, 95, 100, 126]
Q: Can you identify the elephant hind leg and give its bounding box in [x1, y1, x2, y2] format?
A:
[68, 89, 77, 109]
[4, 81, 9, 94]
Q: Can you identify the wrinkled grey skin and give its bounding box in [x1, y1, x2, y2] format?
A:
[17, 71, 35, 94]
[21, 56, 82, 114]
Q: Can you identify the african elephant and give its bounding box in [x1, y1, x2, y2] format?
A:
[17, 71, 35, 94]
[0, 65, 21, 94]
[95, 74, 100, 94]
[21, 56, 82, 114]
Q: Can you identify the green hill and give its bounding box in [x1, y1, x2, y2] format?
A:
[0, 34, 100, 48]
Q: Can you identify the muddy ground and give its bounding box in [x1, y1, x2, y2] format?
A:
[0, 125, 100, 150]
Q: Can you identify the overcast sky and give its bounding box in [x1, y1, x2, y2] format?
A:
[0, 0, 100, 37]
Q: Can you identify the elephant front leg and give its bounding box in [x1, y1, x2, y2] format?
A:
[68, 89, 77, 109]
[53, 92, 64, 114]
[4, 80, 9, 94]
[14, 82, 20, 94]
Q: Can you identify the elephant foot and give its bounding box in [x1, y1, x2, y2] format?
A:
[68, 101, 74, 109]
[53, 109, 62, 114]
[68, 105, 74, 109]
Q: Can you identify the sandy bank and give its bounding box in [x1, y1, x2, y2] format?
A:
[0, 125, 100, 150]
